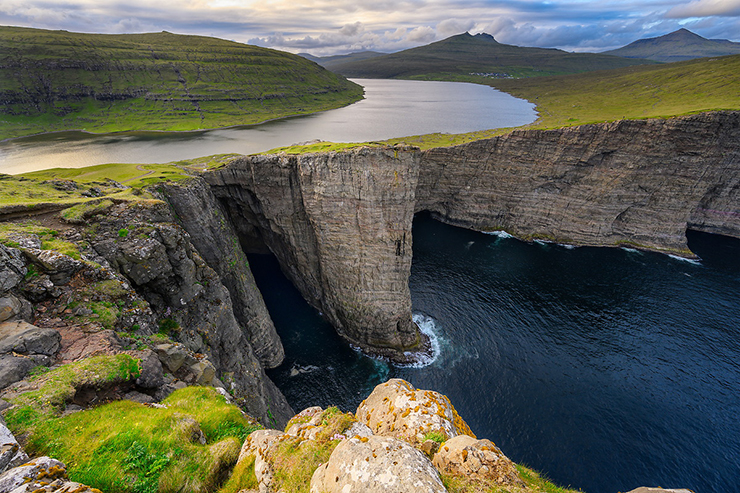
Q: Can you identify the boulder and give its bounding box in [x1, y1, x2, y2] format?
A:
[0, 355, 35, 390]
[154, 343, 187, 372]
[0, 246, 25, 293]
[310, 435, 446, 493]
[0, 456, 66, 492]
[0, 321, 61, 356]
[0, 417, 28, 473]
[188, 360, 216, 386]
[356, 378, 475, 445]
[0, 297, 21, 324]
[135, 350, 165, 389]
[432, 434, 523, 487]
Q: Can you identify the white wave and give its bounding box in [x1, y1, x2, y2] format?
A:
[534, 239, 550, 246]
[396, 313, 442, 369]
[483, 230, 513, 239]
[621, 247, 640, 254]
[559, 243, 577, 250]
[669, 254, 702, 265]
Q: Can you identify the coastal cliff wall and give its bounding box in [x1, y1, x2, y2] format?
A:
[205, 111, 740, 360]
[417, 111, 740, 254]
[205, 148, 423, 360]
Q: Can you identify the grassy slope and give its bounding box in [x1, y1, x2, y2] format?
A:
[381, 53, 740, 148]
[329, 32, 656, 79]
[0, 26, 363, 139]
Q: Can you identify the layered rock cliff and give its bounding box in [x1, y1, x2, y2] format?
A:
[204, 111, 740, 360]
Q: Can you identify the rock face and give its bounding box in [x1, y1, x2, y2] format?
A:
[311, 435, 446, 493]
[206, 147, 423, 360]
[417, 111, 740, 254]
[159, 179, 284, 369]
[205, 111, 740, 359]
[86, 201, 292, 427]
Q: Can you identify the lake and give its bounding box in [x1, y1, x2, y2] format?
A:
[259, 214, 740, 493]
[0, 79, 536, 174]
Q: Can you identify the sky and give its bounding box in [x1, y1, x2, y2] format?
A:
[1, 0, 740, 56]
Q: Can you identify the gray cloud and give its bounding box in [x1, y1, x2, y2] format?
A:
[0, 0, 738, 56]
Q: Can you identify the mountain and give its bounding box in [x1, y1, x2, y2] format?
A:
[326, 32, 656, 79]
[0, 26, 362, 139]
[604, 28, 740, 62]
[299, 51, 386, 71]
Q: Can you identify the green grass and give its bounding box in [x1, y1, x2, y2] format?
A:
[12, 386, 260, 493]
[4, 354, 141, 430]
[487, 53, 740, 129]
[0, 222, 80, 259]
[264, 141, 381, 154]
[0, 26, 363, 140]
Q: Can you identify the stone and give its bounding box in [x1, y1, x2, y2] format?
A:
[189, 360, 216, 386]
[154, 343, 187, 372]
[135, 350, 165, 389]
[124, 390, 155, 404]
[236, 429, 286, 493]
[0, 355, 35, 390]
[176, 417, 206, 445]
[310, 435, 446, 493]
[0, 246, 25, 293]
[0, 321, 61, 356]
[433, 434, 523, 486]
[420, 439, 440, 457]
[626, 488, 695, 493]
[0, 297, 21, 324]
[0, 456, 66, 492]
[356, 379, 475, 446]
[23, 249, 83, 283]
[0, 416, 28, 473]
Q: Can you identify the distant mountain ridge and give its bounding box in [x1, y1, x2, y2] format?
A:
[604, 28, 740, 62]
[325, 32, 656, 79]
[299, 51, 386, 71]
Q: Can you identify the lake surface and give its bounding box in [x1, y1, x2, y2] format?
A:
[258, 214, 740, 493]
[0, 79, 536, 174]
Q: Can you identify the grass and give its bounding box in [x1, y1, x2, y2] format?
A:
[13, 386, 260, 493]
[0, 26, 363, 140]
[264, 141, 381, 154]
[4, 354, 141, 430]
[0, 222, 80, 259]
[440, 464, 581, 493]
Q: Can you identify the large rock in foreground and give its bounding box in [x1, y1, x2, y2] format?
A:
[356, 378, 475, 445]
[310, 435, 446, 493]
[433, 434, 523, 487]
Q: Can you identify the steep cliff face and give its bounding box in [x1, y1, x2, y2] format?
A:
[204, 111, 739, 360]
[205, 147, 424, 360]
[417, 111, 740, 254]
[158, 179, 285, 369]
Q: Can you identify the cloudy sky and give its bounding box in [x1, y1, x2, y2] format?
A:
[2, 0, 739, 55]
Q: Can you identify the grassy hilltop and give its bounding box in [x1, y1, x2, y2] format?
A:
[0, 26, 363, 140]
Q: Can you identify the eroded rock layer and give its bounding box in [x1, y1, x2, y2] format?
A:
[206, 111, 740, 360]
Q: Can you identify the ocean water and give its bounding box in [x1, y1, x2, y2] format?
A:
[257, 213, 740, 493]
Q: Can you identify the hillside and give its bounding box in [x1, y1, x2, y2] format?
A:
[0, 26, 363, 140]
[604, 28, 740, 62]
[327, 32, 657, 79]
[299, 50, 386, 71]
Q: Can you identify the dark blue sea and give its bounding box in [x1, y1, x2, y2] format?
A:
[257, 213, 740, 493]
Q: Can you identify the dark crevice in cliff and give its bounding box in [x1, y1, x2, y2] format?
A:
[686, 229, 740, 271]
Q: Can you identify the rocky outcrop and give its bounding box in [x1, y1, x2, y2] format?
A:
[85, 201, 292, 426]
[433, 435, 522, 487]
[159, 179, 284, 369]
[205, 111, 740, 360]
[356, 379, 475, 445]
[206, 147, 423, 361]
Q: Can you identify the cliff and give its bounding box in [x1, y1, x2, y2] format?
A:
[205, 111, 740, 360]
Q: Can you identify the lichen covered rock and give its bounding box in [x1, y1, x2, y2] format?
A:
[310, 434, 445, 493]
[433, 434, 523, 486]
[356, 378, 475, 445]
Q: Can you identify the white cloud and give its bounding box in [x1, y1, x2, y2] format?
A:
[668, 0, 740, 18]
